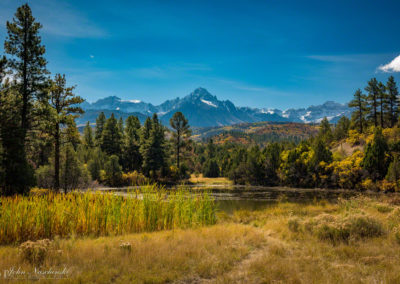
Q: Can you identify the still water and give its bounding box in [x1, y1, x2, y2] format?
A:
[193, 186, 375, 214]
[103, 185, 378, 214]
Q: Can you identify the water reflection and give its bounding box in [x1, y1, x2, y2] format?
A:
[198, 186, 375, 214]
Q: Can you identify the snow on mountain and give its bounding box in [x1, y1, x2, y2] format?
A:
[79, 89, 351, 127]
[201, 99, 217, 108]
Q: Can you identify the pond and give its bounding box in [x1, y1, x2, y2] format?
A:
[101, 185, 379, 214]
[208, 186, 365, 214]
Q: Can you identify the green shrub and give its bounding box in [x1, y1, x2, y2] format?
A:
[305, 213, 384, 244]
[288, 218, 301, 233]
[387, 208, 400, 229]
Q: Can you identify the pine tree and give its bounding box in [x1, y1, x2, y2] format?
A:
[95, 112, 106, 144]
[60, 144, 89, 193]
[4, 4, 48, 135]
[64, 118, 81, 150]
[0, 80, 34, 194]
[2, 4, 48, 194]
[48, 74, 84, 190]
[318, 117, 333, 144]
[206, 138, 216, 159]
[170, 112, 191, 170]
[263, 142, 281, 186]
[365, 78, 379, 127]
[378, 81, 388, 128]
[140, 114, 166, 178]
[100, 113, 122, 156]
[140, 117, 152, 142]
[386, 76, 399, 128]
[88, 148, 105, 181]
[83, 121, 94, 149]
[0, 56, 6, 82]
[312, 138, 333, 166]
[349, 89, 367, 133]
[334, 116, 350, 140]
[104, 155, 122, 186]
[123, 115, 142, 171]
[118, 117, 124, 137]
[386, 154, 400, 185]
[203, 159, 220, 178]
[362, 127, 389, 180]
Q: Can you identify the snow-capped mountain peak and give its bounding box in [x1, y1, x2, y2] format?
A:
[78, 88, 351, 127]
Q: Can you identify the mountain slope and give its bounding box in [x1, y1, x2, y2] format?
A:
[79, 88, 351, 127]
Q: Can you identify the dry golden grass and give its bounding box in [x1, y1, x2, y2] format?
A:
[189, 174, 233, 185]
[1, 196, 400, 283]
[0, 224, 266, 283]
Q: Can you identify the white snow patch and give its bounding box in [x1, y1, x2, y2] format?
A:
[315, 112, 344, 123]
[299, 115, 308, 122]
[201, 99, 217, 107]
[282, 110, 289, 118]
[122, 99, 141, 103]
[261, 108, 275, 115]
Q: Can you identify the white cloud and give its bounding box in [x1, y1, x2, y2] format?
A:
[90, 55, 95, 59]
[378, 55, 400, 72]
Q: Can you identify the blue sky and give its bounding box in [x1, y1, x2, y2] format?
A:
[1, 0, 400, 109]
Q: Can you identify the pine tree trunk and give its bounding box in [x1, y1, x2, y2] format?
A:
[54, 123, 60, 190]
[358, 98, 363, 133]
[380, 99, 384, 128]
[390, 100, 395, 128]
[21, 18, 28, 137]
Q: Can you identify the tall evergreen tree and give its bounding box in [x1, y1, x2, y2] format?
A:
[123, 115, 142, 171]
[83, 121, 94, 149]
[60, 144, 89, 193]
[118, 117, 124, 137]
[140, 117, 152, 142]
[362, 127, 389, 181]
[64, 118, 81, 150]
[2, 4, 48, 194]
[4, 4, 48, 135]
[87, 148, 105, 182]
[170, 112, 191, 170]
[100, 113, 122, 157]
[263, 142, 281, 185]
[95, 112, 106, 144]
[318, 117, 333, 144]
[349, 89, 367, 133]
[386, 76, 399, 127]
[378, 81, 388, 128]
[0, 75, 33, 194]
[104, 155, 122, 186]
[48, 74, 84, 190]
[0, 56, 6, 82]
[365, 78, 379, 127]
[140, 114, 166, 177]
[334, 116, 350, 140]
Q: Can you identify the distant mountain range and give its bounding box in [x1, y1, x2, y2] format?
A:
[77, 87, 351, 127]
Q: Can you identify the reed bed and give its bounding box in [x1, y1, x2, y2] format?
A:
[0, 185, 216, 245]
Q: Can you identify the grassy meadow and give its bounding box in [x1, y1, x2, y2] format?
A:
[1, 190, 400, 283]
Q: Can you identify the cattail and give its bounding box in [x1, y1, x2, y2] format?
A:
[0, 185, 216, 245]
